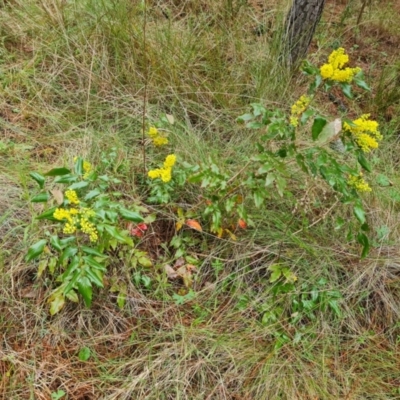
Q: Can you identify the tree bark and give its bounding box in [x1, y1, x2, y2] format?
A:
[285, 0, 326, 66]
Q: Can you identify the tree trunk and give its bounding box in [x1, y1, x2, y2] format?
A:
[285, 0, 326, 66]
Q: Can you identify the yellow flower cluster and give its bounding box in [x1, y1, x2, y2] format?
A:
[320, 48, 361, 83]
[83, 161, 92, 179]
[54, 192, 98, 242]
[148, 154, 176, 183]
[80, 218, 98, 242]
[348, 174, 372, 192]
[343, 114, 382, 153]
[290, 95, 311, 127]
[65, 189, 80, 205]
[148, 126, 169, 147]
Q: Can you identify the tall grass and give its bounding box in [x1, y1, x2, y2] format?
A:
[1, 0, 400, 399]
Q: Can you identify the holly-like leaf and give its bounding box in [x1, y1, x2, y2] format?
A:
[357, 232, 370, 259]
[77, 276, 93, 307]
[312, 116, 327, 141]
[119, 208, 144, 223]
[49, 292, 65, 315]
[29, 172, 45, 189]
[357, 152, 372, 172]
[353, 203, 366, 224]
[31, 192, 50, 203]
[84, 189, 101, 201]
[44, 167, 71, 176]
[25, 239, 47, 262]
[36, 206, 58, 221]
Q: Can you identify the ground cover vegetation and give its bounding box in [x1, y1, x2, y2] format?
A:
[1, 0, 400, 399]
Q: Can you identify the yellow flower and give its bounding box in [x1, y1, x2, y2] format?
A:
[164, 154, 176, 168]
[63, 222, 77, 234]
[348, 174, 372, 192]
[80, 208, 96, 218]
[291, 95, 311, 116]
[354, 133, 379, 153]
[148, 127, 158, 138]
[320, 48, 361, 83]
[344, 114, 382, 152]
[80, 217, 98, 242]
[160, 168, 172, 183]
[328, 48, 349, 69]
[290, 116, 299, 127]
[331, 67, 360, 83]
[65, 189, 80, 205]
[152, 136, 169, 146]
[148, 169, 162, 179]
[54, 208, 72, 222]
[320, 63, 334, 80]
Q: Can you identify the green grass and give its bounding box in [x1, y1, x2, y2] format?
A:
[1, 0, 400, 399]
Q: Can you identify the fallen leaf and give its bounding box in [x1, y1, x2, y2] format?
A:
[225, 229, 237, 241]
[186, 264, 197, 273]
[174, 257, 185, 268]
[186, 219, 202, 231]
[176, 265, 193, 288]
[176, 221, 183, 231]
[166, 114, 175, 125]
[51, 189, 64, 205]
[164, 264, 178, 279]
[238, 219, 247, 229]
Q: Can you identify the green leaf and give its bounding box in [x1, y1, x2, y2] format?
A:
[104, 225, 131, 244]
[59, 247, 78, 265]
[81, 246, 107, 258]
[78, 276, 93, 307]
[353, 203, 366, 224]
[376, 174, 391, 187]
[84, 267, 104, 288]
[357, 152, 372, 172]
[66, 290, 79, 303]
[25, 239, 47, 262]
[37, 259, 48, 278]
[29, 172, 45, 189]
[49, 293, 65, 316]
[312, 116, 327, 141]
[276, 176, 287, 197]
[119, 208, 144, 223]
[269, 270, 281, 283]
[36, 206, 58, 221]
[44, 167, 71, 176]
[64, 270, 81, 294]
[237, 113, 254, 123]
[31, 192, 50, 203]
[117, 291, 126, 309]
[354, 75, 370, 91]
[84, 189, 101, 201]
[78, 346, 91, 361]
[74, 157, 84, 176]
[54, 174, 77, 184]
[316, 119, 342, 144]
[59, 236, 76, 246]
[50, 235, 62, 252]
[82, 256, 107, 271]
[300, 108, 315, 125]
[68, 181, 89, 190]
[138, 256, 152, 268]
[357, 232, 370, 259]
[341, 83, 353, 99]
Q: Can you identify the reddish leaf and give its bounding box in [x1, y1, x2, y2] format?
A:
[238, 219, 247, 229]
[186, 219, 202, 232]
